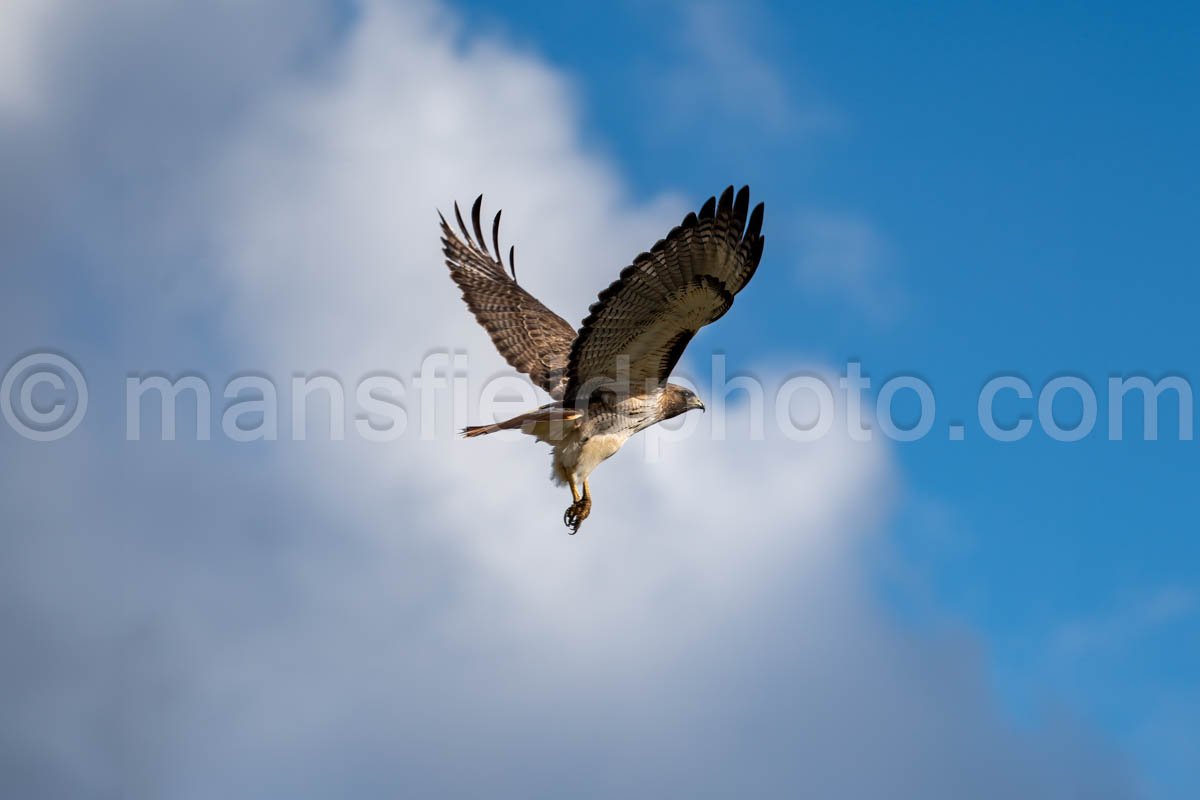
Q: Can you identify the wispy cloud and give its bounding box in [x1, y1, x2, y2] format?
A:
[795, 209, 907, 324]
[644, 0, 840, 139]
[1054, 586, 1197, 657]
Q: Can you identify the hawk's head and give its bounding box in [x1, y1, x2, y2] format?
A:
[659, 383, 705, 421]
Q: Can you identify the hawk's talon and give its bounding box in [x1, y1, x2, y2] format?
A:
[563, 497, 591, 534]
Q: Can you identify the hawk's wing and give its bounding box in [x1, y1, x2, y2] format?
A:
[563, 186, 764, 404]
[440, 196, 577, 400]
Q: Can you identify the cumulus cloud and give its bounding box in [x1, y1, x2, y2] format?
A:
[0, 1, 1134, 797]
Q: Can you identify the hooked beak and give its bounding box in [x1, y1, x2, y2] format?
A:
[692, 398, 706, 412]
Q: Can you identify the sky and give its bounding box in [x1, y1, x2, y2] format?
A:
[1, 1, 1196, 798]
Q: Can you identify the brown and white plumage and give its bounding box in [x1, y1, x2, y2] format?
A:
[439, 196, 576, 399]
[440, 186, 765, 532]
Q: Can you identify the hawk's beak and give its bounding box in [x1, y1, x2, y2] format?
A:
[693, 399, 706, 412]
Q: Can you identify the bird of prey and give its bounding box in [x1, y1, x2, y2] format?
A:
[439, 186, 765, 533]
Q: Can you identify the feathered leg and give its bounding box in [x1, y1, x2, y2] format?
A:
[563, 479, 592, 534]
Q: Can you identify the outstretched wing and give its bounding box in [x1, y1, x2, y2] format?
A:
[563, 186, 765, 404]
[439, 196, 577, 400]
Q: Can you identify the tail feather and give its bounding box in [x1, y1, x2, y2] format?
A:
[460, 406, 581, 440]
[461, 422, 505, 438]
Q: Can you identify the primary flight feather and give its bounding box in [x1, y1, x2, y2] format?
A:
[439, 186, 765, 533]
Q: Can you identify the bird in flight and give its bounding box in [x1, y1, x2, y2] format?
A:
[439, 186, 765, 533]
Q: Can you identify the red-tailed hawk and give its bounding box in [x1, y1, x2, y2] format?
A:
[439, 186, 765, 533]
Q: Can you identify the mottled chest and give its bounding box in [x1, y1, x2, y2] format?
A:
[582, 391, 662, 438]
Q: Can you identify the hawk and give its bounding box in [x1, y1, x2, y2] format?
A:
[439, 186, 765, 533]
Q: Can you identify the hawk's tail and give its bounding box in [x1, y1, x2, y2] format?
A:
[460, 422, 506, 438]
[460, 406, 582, 440]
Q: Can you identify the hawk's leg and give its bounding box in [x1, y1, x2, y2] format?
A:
[563, 479, 592, 534]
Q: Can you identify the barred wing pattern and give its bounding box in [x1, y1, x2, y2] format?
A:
[439, 196, 577, 400]
[564, 186, 765, 404]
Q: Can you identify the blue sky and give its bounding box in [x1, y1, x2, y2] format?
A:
[1, 1, 1196, 797]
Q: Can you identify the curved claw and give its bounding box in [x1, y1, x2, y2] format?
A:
[563, 497, 591, 534]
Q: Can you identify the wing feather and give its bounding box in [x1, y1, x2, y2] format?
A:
[564, 186, 765, 404]
[439, 197, 577, 399]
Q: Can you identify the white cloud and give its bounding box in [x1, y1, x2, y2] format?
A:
[0, 0, 56, 117]
[0, 1, 1135, 797]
